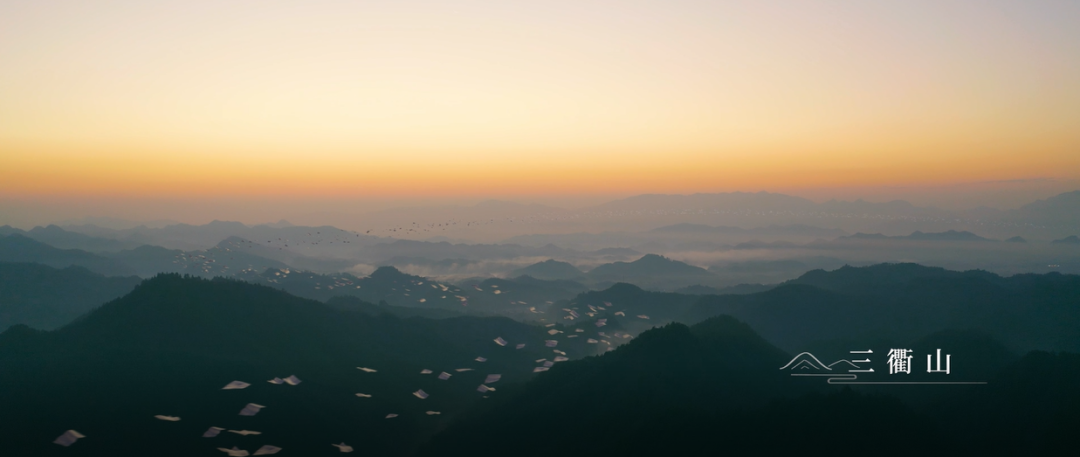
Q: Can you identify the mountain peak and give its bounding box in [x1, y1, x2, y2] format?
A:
[369, 265, 412, 280]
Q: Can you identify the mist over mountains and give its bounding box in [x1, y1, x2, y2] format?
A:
[1, 189, 1078, 455]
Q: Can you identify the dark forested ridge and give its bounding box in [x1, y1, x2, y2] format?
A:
[0, 274, 579, 456]
[684, 263, 1080, 353]
[0, 263, 1077, 455]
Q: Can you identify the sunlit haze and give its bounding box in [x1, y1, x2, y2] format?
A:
[3, 1, 1080, 226]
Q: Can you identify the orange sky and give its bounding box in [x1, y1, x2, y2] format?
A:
[2, 0, 1079, 203]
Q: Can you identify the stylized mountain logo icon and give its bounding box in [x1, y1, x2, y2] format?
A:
[827, 359, 861, 370]
[779, 352, 831, 371]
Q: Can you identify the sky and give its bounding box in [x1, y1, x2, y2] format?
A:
[2, 0, 1079, 226]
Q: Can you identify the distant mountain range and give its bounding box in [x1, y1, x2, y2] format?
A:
[839, 230, 994, 241]
[0, 224, 134, 252]
[1003, 190, 1080, 227]
[60, 220, 388, 253]
[2, 190, 1076, 281]
[1052, 235, 1080, 245]
[0, 262, 141, 331]
[0, 234, 136, 276]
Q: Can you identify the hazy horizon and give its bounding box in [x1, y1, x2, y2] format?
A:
[3, 178, 1079, 230]
[4, 1, 1080, 227]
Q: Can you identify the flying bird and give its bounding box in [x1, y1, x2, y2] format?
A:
[203, 427, 225, 438]
[53, 430, 85, 447]
[218, 446, 250, 456]
[239, 403, 265, 416]
[223, 381, 251, 390]
[253, 445, 282, 455]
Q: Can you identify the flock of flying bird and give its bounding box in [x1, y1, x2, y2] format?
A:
[50, 300, 649, 455]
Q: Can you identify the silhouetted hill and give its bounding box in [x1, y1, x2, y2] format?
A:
[1005, 190, 1080, 227]
[1052, 235, 1080, 245]
[0, 234, 135, 276]
[22, 225, 133, 252]
[1004, 236, 1027, 242]
[2, 225, 134, 252]
[685, 264, 1080, 353]
[0, 274, 562, 456]
[509, 259, 585, 281]
[786, 263, 997, 292]
[586, 254, 715, 290]
[417, 317, 945, 456]
[0, 225, 25, 237]
[0, 262, 141, 331]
